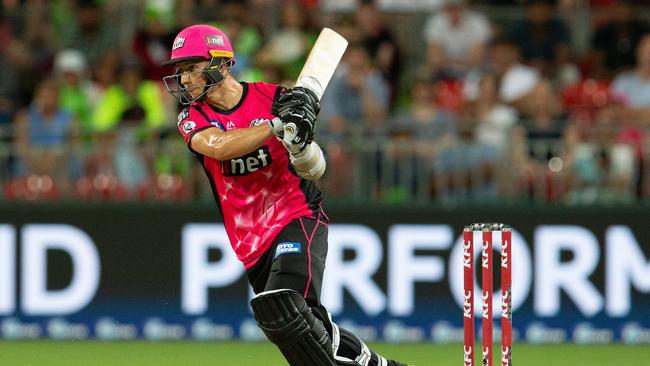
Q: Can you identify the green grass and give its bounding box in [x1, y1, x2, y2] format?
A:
[0, 341, 648, 366]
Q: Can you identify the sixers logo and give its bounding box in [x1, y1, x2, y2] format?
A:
[250, 118, 271, 128]
[173, 36, 185, 50]
[182, 121, 196, 133]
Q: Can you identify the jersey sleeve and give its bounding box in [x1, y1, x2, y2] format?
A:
[176, 105, 219, 145]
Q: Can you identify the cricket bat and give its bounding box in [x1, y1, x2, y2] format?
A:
[278, 28, 348, 146]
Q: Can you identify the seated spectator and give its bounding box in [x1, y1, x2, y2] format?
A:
[56, 0, 120, 66]
[521, 80, 565, 141]
[518, 80, 566, 201]
[13, 79, 79, 192]
[612, 33, 650, 125]
[214, 2, 263, 80]
[592, 1, 649, 74]
[320, 43, 390, 138]
[423, 0, 492, 78]
[509, 0, 573, 80]
[355, 0, 402, 106]
[131, 9, 177, 81]
[87, 49, 120, 94]
[465, 73, 518, 156]
[255, 0, 318, 81]
[489, 36, 541, 114]
[0, 40, 34, 124]
[610, 34, 650, 197]
[92, 57, 167, 133]
[388, 70, 458, 199]
[53, 49, 101, 134]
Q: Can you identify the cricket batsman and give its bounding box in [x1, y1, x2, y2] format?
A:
[162, 24, 408, 366]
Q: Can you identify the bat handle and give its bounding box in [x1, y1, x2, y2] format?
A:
[283, 121, 297, 144]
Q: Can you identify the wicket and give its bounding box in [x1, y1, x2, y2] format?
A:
[463, 223, 512, 366]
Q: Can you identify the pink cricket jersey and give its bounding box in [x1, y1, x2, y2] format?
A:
[177, 82, 323, 268]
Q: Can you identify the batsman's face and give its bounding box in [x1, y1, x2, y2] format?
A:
[177, 60, 210, 98]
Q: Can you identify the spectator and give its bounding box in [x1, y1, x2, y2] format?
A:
[465, 73, 518, 155]
[612, 33, 650, 125]
[611, 33, 650, 197]
[392, 70, 457, 153]
[215, 2, 264, 80]
[487, 36, 541, 114]
[57, 0, 121, 65]
[255, 0, 318, 81]
[355, 0, 402, 106]
[0, 40, 33, 124]
[13, 79, 79, 190]
[53, 49, 101, 133]
[521, 80, 565, 141]
[92, 49, 121, 91]
[131, 9, 177, 81]
[92, 57, 167, 133]
[387, 70, 458, 199]
[423, 0, 492, 78]
[592, 1, 649, 74]
[509, 0, 572, 78]
[518, 80, 566, 201]
[320, 43, 390, 138]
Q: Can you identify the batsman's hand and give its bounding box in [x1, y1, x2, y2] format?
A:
[272, 87, 320, 150]
[272, 86, 321, 118]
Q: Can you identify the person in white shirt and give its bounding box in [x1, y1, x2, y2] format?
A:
[423, 0, 492, 77]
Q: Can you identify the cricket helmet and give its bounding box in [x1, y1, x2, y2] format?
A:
[162, 24, 236, 66]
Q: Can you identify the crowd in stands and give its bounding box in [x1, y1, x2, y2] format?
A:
[0, 0, 648, 204]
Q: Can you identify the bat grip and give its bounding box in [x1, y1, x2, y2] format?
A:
[283, 122, 297, 144]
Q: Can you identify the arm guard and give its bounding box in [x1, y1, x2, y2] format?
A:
[287, 142, 326, 180]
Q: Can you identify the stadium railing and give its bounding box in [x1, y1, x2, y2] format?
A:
[0, 123, 647, 205]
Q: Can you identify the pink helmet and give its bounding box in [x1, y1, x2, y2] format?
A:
[162, 24, 235, 66]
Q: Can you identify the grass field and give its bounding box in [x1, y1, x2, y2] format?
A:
[0, 341, 648, 366]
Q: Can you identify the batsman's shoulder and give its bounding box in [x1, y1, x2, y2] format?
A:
[176, 107, 192, 126]
[177, 102, 210, 125]
[252, 81, 283, 99]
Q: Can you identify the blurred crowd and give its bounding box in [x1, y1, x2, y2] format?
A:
[0, 0, 649, 204]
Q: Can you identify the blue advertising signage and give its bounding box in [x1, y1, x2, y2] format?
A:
[0, 204, 648, 343]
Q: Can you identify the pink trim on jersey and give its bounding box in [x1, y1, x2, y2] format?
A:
[319, 202, 330, 222]
[299, 215, 322, 299]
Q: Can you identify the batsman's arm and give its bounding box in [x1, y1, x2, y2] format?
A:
[190, 125, 274, 161]
[285, 140, 326, 180]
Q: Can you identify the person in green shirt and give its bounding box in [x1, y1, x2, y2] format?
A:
[91, 57, 167, 132]
[53, 49, 101, 134]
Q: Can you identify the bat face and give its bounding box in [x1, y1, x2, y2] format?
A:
[295, 28, 348, 100]
[282, 28, 348, 146]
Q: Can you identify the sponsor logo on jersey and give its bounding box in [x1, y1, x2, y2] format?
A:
[226, 121, 236, 130]
[177, 109, 190, 126]
[221, 146, 272, 176]
[250, 118, 271, 128]
[182, 121, 196, 134]
[173, 37, 185, 50]
[205, 35, 224, 46]
[274, 242, 302, 258]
